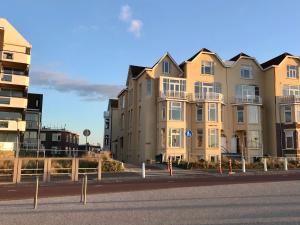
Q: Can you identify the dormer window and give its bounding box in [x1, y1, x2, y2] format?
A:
[241, 65, 253, 79]
[162, 61, 170, 74]
[287, 65, 298, 78]
[201, 61, 214, 75]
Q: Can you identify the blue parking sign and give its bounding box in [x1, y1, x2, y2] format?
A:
[185, 130, 192, 137]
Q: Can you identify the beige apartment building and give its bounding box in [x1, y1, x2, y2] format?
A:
[104, 48, 300, 163]
[0, 18, 31, 154]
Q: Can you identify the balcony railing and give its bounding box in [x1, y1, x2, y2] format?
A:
[193, 92, 224, 102]
[233, 95, 262, 104]
[0, 120, 26, 131]
[279, 95, 300, 104]
[103, 111, 110, 118]
[0, 73, 29, 86]
[160, 91, 188, 99]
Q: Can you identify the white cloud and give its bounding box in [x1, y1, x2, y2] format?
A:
[119, 4, 143, 38]
[119, 5, 132, 22]
[30, 69, 123, 102]
[128, 19, 143, 38]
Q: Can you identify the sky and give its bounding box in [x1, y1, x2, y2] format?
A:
[1, 0, 300, 145]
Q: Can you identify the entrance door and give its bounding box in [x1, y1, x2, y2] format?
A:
[231, 137, 237, 153]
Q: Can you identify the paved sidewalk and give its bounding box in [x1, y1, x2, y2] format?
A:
[1, 180, 300, 225]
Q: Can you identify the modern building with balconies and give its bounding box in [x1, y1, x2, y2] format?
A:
[106, 48, 300, 163]
[0, 18, 31, 154]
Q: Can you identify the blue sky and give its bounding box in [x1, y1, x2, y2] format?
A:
[2, 0, 300, 145]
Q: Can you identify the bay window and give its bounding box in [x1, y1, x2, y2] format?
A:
[208, 128, 219, 148]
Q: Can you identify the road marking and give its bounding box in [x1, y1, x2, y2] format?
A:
[7, 189, 16, 192]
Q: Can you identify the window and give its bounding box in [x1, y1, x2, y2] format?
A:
[162, 102, 166, 120]
[0, 121, 8, 128]
[0, 111, 22, 120]
[168, 128, 183, 148]
[104, 135, 109, 146]
[208, 103, 217, 122]
[235, 85, 256, 99]
[237, 106, 244, 123]
[146, 79, 152, 96]
[105, 119, 109, 129]
[196, 104, 203, 121]
[162, 78, 186, 97]
[208, 128, 219, 148]
[40, 133, 46, 141]
[240, 65, 253, 79]
[194, 82, 221, 98]
[161, 128, 165, 148]
[248, 131, 260, 148]
[169, 101, 183, 120]
[0, 98, 10, 105]
[201, 61, 214, 75]
[52, 133, 61, 141]
[297, 106, 300, 122]
[139, 83, 142, 101]
[284, 106, 292, 123]
[248, 105, 259, 124]
[3, 52, 13, 60]
[121, 95, 126, 109]
[285, 130, 294, 149]
[162, 61, 170, 74]
[283, 85, 300, 96]
[138, 106, 141, 125]
[197, 129, 203, 147]
[1, 74, 12, 82]
[287, 65, 298, 78]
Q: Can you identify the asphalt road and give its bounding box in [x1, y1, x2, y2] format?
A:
[0, 172, 300, 201]
[1, 180, 300, 225]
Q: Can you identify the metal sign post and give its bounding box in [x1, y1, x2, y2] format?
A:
[185, 130, 193, 163]
[83, 129, 91, 155]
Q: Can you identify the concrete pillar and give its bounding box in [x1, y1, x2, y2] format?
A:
[97, 158, 102, 181]
[242, 158, 246, 173]
[75, 158, 79, 182]
[284, 157, 288, 171]
[263, 158, 268, 172]
[71, 158, 77, 182]
[142, 162, 145, 179]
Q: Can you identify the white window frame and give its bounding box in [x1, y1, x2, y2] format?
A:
[162, 61, 170, 74]
[285, 130, 294, 149]
[196, 104, 203, 121]
[240, 65, 253, 79]
[197, 129, 203, 148]
[201, 61, 214, 75]
[208, 128, 219, 148]
[237, 106, 244, 123]
[208, 103, 217, 122]
[169, 101, 183, 120]
[283, 85, 300, 96]
[168, 128, 183, 148]
[146, 79, 152, 96]
[287, 65, 298, 79]
[284, 105, 292, 123]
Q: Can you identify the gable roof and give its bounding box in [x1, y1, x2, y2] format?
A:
[261, 52, 293, 69]
[186, 48, 212, 62]
[0, 18, 31, 47]
[129, 65, 148, 78]
[229, 52, 251, 61]
[109, 99, 118, 108]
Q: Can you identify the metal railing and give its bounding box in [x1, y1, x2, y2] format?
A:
[234, 95, 262, 104]
[160, 91, 188, 99]
[193, 92, 224, 102]
[279, 95, 300, 104]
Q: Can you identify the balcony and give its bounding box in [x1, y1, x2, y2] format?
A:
[0, 97, 27, 108]
[0, 51, 31, 65]
[279, 95, 300, 104]
[0, 72, 29, 86]
[0, 120, 26, 131]
[192, 92, 224, 102]
[233, 95, 262, 105]
[160, 91, 188, 100]
[103, 111, 110, 118]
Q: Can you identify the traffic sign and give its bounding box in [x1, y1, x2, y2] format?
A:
[83, 129, 91, 137]
[185, 130, 192, 137]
